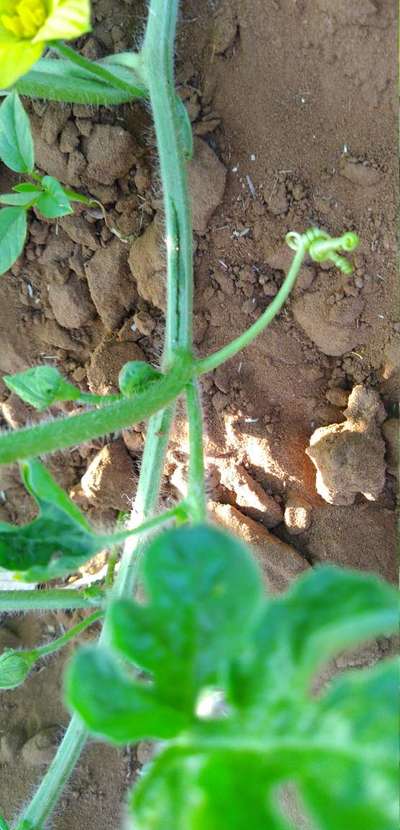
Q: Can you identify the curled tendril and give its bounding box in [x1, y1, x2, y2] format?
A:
[285, 227, 359, 274]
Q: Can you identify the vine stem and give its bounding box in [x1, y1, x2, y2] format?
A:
[30, 610, 104, 660]
[0, 589, 103, 613]
[14, 2, 194, 828]
[185, 381, 207, 522]
[195, 241, 307, 375]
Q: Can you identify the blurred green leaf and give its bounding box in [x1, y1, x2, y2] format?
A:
[4, 366, 80, 410]
[110, 525, 264, 713]
[0, 207, 27, 276]
[65, 522, 398, 830]
[0, 92, 34, 174]
[66, 646, 189, 744]
[36, 176, 74, 219]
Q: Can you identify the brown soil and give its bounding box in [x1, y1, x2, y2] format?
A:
[0, 0, 397, 827]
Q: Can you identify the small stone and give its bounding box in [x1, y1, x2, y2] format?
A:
[133, 310, 156, 336]
[81, 440, 137, 510]
[22, 727, 61, 767]
[354, 275, 364, 289]
[325, 388, 349, 407]
[284, 493, 312, 535]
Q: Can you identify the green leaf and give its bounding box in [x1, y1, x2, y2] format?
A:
[175, 95, 194, 160]
[235, 566, 398, 708]
[3, 366, 81, 410]
[66, 646, 189, 743]
[36, 176, 73, 219]
[14, 57, 147, 107]
[0, 460, 117, 581]
[110, 524, 264, 713]
[132, 747, 291, 830]
[12, 183, 42, 193]
[0, 92, 34, 174]
[118, 361, 162, 396]
[0, 192, 40, 207]
[0, 207, 27, 276]
[0, 816, 10, 830]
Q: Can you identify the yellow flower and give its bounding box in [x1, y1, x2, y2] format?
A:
[0, 0, 91, 88]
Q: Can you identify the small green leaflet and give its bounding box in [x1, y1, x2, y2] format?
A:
[36, 176, 74, 219]
[118, 361, 162, 397]
[0, 192, 40, 208]
[0, 207, 27, 276]
[65, 524, 399, 830]
[0, 816, 10, 830]
[4, 366, 81, 410]
[0, 460, 137, 582]
[0, 92, 34, 174]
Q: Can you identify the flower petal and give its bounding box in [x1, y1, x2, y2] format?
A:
[33, 0, 91, 42]
[0, 39, 43, 87]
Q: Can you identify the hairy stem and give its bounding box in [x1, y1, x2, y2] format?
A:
[32, 610, 103, 660]
[0, 588, 103, 613]
[142, 0, 193, 361]
[185, 381, 207, 522]
[15, 3, 194, 827]
[0, 359, 191, 465]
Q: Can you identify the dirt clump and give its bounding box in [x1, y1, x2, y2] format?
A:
[212, 502, 309, 593]
[21, 726, 62, 768]
[83, 124, 137, 185]
[85, 239, 137, 329]
[81, 439, 137, 511]
[48, 275, 97, 330]
[87, 337, 145, 395]
[306, 385, 386, 505]
[187, 137, 227, 233]
[217, 462, 283, 527]
[292, 271, 367, 356]
[128, 218, 166, 311]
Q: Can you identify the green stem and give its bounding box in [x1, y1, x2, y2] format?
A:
[0, 358, 191, 465]
[185, 381, 207, 522]
[0, 588, 103, 613]
[142, 0, 193, 361]
[51, 42, 144, 98]
[31, 611, 103, 660]
[195, 241, 307, 375]
[15, 3, 194, 827]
